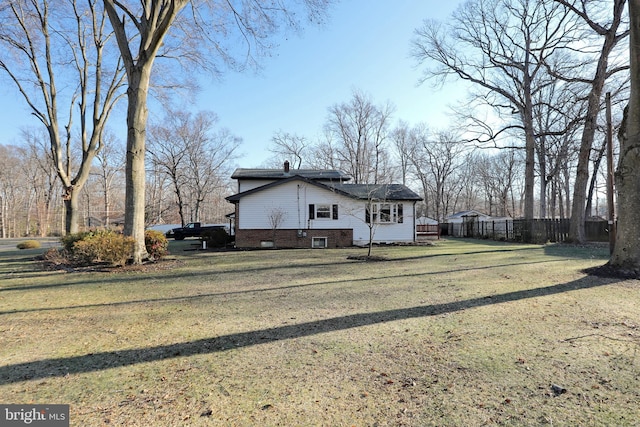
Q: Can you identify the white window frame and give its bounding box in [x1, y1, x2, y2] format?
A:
[369, 203, 403, 224]
[312, 237, 328, 248]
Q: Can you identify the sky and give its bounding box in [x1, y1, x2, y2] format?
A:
[0, 1, 464, 168]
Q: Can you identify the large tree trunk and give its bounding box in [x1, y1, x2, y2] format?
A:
[610, 0, 640, 271]
[568, 0, 627, 243]
[585, 140, 607, 218]
[522, 91, 536, 242]
[123, 68, 151, 264]
[64, 190, 80, 235]
[569, 95, 600, 243]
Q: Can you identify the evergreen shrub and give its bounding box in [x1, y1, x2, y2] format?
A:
[145, 229, 169, 260]
[17, 240, 41, 250]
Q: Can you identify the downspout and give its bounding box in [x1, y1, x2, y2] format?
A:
[297, 184, 301, 230]
[413, 201, 417, 242]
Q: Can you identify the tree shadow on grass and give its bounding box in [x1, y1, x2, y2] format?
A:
[1, 258, 570, 316]
[0, 245, 550, 294]
[0, 274, 622, 386]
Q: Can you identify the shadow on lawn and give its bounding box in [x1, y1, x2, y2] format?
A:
[0, 274, 621, 385]
[1, 258, 568, 316]
[0, 244, 549, 294]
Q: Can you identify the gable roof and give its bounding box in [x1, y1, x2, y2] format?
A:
[231, 168, 351, 181]
[327, 183, 422, 201]
[226, 175, 422, 202]
[447, 210, 489, 219]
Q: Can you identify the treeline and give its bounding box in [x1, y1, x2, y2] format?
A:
[0, 111, 240, 238]
[0, 0, 629, 243]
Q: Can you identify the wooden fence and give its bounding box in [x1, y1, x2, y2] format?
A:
[445, 219, 609, 244]
[416, 224, 440, 239]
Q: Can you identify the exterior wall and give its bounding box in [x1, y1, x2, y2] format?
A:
[238, 179, 276, 193]
[235, 228, 353, 249]
[234, 180, 418, 247]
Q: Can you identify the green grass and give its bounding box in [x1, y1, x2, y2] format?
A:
[1, 238, 638, 426]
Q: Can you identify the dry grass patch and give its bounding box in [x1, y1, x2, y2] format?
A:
[1, 239, 639, 425]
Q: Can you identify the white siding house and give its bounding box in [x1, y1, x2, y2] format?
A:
[227, 165, 422, 248]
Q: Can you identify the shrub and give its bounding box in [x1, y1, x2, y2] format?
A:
[145, 229, 169, 260]
[17, 240, 41, 250]
[71, 230, 135, 266]
[41, 247, 69, 266]
[201, 227, 230, 248]
[61, 232, 91, 252]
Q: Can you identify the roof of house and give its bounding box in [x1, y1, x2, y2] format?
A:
[446, 210, 489, 219]
[327, 183, 422, 201]
[226, 175, 423, 202]
[416, 216, 439, 225]
[231, 168, 351, 181]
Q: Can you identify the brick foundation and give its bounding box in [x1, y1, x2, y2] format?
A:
[235, 229, 353, 248]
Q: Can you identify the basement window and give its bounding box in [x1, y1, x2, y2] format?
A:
[312, 237, 328, 248]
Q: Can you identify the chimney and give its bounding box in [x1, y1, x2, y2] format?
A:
[284, 160, 290, 173]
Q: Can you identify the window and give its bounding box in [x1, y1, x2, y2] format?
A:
[379, 203, 392, 222]
[312, 237, 328, 248]
[309, 204, 339, 220]
[366, 203, 404, 224]
[316, 204, 331, 219]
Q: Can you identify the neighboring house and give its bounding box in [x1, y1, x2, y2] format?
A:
[416, 216, 438, 225]
[226, 162, 423, 248]
[445, 210, 501, 237]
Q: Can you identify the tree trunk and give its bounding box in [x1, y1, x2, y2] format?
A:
[64, 190, 80, 235]
[568, 1, 626, 243]
[124, 68, 151, 264]
[610, 0, 640, 271]
[538, 139, 548, 218]
[585, 140, 607, 218]
[523, 105, 536, 242]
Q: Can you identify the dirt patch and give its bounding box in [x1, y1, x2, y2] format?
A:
[38, 255, 183, 274]
[346, 255, 388, 261]
[584, 263, 640, 280]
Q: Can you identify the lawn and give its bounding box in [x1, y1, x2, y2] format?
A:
[0, 238, 639, 426]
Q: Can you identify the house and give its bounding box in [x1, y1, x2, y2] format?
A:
[445, 210, 502, 237]
[226, 162, 423, 248]
[416, 216, 438, 225]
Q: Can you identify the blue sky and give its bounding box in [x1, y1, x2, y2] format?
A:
[200, 0, 464, 167]
[0, 1, 464, 168]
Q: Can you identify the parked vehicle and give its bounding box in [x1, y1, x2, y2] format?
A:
[165, 222, 226, 240]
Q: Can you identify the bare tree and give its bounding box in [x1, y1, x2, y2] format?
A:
[474, 150, 522, 217]
[390, 121, 413, 186]
[0, 145, 29, 237]
[0, 0, 126, 235]
[22, 129, 59, 236]
[267, 131, 309, 169]
[93, 132, 125, 228]
[267, 208, 287, 248]
[407, 126, 467, 222]
[551, 0, 629, 242]
[412, 0, 578, 229]
[532, 79, 583, 218]
[186, 125, 241, 223]
[104, 0, 332, 263]
[148, 109, 240, 226]
[324, 90, 395, 184]
[146, 161, 175, 225]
